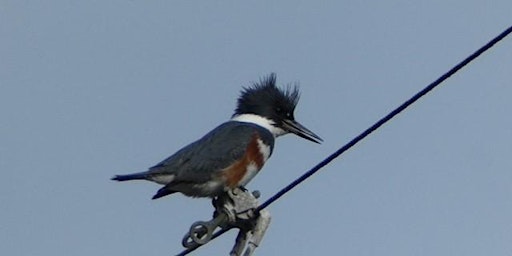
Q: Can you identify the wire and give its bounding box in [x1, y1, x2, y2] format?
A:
[176, 25, 512, 256]
[256, 24, 512, 213]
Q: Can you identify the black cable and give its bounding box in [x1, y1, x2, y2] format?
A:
[176, 25, 512, 256]
[256, 24, 512, 212]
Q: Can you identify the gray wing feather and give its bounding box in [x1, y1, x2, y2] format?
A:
[147, 122, 269, 183]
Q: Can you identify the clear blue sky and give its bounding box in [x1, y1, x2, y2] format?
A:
[1, 1, 511, 255]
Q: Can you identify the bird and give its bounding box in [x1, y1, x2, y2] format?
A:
[111, 73, 322, 200]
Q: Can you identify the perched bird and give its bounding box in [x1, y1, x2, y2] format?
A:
[112, 73, 322, 200]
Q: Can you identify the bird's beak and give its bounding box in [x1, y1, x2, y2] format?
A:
[283, 119, 323, 144]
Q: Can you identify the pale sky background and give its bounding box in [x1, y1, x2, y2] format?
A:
[1, 1, 511, 255]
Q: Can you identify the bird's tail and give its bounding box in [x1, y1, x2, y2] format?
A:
[111, 172, 148, 182]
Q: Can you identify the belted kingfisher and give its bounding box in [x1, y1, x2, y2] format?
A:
[112, 73, 322, 200]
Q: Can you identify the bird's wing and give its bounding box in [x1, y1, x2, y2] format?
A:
[148, 122, 271, 184]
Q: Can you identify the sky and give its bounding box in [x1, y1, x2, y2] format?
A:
[1, 1, 511, 255]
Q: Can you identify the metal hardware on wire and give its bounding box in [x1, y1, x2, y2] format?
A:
[177, 188, 271, 256]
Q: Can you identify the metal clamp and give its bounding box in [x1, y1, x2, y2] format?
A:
[180, 188, 271, 255]
[230, 208, 271, 256]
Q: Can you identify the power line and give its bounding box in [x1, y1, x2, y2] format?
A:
[177, 25, 512, 256]
[256, 24, 512, 213]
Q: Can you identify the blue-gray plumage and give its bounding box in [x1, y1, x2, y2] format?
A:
[112, 73, 322, 200]
[114, 122, 274, 199]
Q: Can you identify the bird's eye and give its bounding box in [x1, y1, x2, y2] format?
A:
[275, 107, 283, 113]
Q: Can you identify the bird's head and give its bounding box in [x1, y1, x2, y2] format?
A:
[232, 73, 322, 144]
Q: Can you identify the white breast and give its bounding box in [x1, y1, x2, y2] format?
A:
[238, 138, 271, 186]
[239, 162, 261, 187]
[257, 139, 271, 162]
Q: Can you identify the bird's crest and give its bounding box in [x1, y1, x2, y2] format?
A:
[233, 73, 300, 117]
